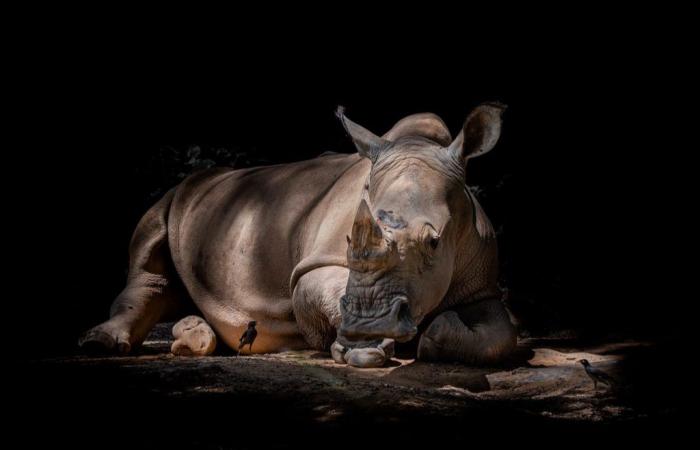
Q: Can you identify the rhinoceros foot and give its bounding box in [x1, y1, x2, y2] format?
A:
[171, 315, 217, 356]
[78, 321, 132, 355]
[331, 338, 395, 368]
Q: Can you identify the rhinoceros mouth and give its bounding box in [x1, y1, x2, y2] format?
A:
[339, 294, 416, 340]
[339, 293, 407, 318]
[334, 294, 417, 367]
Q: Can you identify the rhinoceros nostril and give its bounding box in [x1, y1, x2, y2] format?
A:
[389, 295, 409, 316]
[397, 300, 410, 321]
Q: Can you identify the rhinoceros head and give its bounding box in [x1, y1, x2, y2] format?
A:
[334, 104, 505, 365]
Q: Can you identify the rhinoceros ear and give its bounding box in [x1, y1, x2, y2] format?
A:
[336, 106, 391, 163]
[448, 102, 506, 163]
[350, 199, 384, 254]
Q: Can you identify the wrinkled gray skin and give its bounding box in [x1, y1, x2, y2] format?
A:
[80, 104, 517, 368]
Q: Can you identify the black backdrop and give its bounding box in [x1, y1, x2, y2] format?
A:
[16, 33, 687, 357]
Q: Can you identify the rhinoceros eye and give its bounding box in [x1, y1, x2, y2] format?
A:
[422, 224, 440, 251]
[429, 236, 440, 250]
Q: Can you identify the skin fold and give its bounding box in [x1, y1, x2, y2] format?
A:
[80, 104, 516, 368]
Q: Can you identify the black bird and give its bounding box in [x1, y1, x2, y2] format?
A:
[237, 321, 258, 355]
[579, 359, 616, 391]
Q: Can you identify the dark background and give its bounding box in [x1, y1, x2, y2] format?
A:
[7, 14, 693, 449]
[13, 24, 689, 358]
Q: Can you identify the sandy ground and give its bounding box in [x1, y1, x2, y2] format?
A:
[16, 325, 682, 449]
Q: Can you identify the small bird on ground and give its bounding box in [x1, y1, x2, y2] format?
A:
[237, 321, 258, 355]
[579, 359, 616, 391]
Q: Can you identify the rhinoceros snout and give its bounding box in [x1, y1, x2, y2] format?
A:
[338, 294, 417, 343]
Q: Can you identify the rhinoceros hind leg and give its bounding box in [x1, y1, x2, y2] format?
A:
[417, 297, 516, 365]
[80, 189, 192, 355]
[171, 315, 217, 356]
[79, 321, 132, 355]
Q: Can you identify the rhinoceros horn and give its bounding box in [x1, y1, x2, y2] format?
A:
[349, 199, 384, 256]
[448, 102, 507, 162]
[336, 106, 391, 163]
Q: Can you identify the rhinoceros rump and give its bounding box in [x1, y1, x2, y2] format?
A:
[79, 104, 517, 368]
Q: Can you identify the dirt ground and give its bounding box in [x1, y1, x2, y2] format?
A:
[15, 324, 683, 449]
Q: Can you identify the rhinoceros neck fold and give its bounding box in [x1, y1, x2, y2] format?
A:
[289, 255, 349, 293]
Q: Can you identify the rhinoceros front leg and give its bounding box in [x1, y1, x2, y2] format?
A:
[292, 265, 394, 367]
[417, 297, 516, 365]
[292, 265, 346, 351]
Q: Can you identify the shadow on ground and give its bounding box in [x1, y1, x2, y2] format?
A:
[13, 325, 684, 449]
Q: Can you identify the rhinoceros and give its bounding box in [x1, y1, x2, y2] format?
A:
[79, 103, 517, 368]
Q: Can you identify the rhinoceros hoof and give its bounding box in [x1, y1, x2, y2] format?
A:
[79, 322, 131, 355]
[331, 338, 395, 368]
[171, 315, 217, 356]
[416, 314, 453, 361]
[344, 347, 386, 368]
[330, 341, 348, 364]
